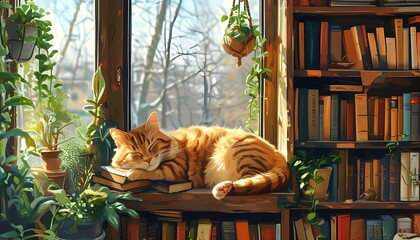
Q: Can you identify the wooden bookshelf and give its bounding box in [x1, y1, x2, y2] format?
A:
[287, 0, 420, 237]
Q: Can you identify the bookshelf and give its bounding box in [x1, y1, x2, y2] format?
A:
[288, 0, 420, 238]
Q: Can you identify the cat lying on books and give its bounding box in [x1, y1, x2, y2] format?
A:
[109, 111, 290, 200]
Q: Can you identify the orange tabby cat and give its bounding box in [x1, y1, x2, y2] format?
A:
[109, 111, 290, 200]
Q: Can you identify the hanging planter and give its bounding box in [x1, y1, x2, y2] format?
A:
[221, 0, 256, 67]
[4, 22, 38, 62]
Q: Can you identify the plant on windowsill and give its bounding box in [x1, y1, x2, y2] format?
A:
[288, 149, 339, 238]
[25, 3, 79, 171]
[221, 0, 271, 132]
[76, 66, 116, 172]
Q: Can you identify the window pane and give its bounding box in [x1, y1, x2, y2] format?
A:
[17, 0, 95, 165]
[130, 0, 260, 131]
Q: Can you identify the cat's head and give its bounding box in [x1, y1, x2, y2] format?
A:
[109, 111, 178, 170]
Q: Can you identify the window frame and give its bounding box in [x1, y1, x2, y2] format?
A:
[96, 0, 285, 150]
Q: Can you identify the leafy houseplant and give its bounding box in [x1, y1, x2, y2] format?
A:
[221, 0, 271, 132]
[24, 2, 79, 170]
[48, 179, 141, 239]
[288, 149, 339, 237]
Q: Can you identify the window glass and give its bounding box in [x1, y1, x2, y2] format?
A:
[130, 0, 260, 131]
[17, 0, 95, 165]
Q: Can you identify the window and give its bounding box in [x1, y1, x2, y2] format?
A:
[17, 1, 95, 165]
[130, 0, 261, 131]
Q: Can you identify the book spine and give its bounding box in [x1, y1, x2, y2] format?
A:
[403, 93, 411, 141]
[355, 93, 369, 141]
[304, 21, 321, 70]
[331, 94, 339, 141]
[412, 92, 420, 141]
[308, 89, 319, 140]
[410, 152, 420, 201]
[298, 88, 309, 140]
[390, 96, 398, 141]
[389, 152, 401, 202]
[401, 152, 411, 201]
[381, 155, 390, 201]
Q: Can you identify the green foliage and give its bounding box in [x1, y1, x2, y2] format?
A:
[49, 182, 141, 231]
[0, 158, 56, 239]
[221, 2, 270, 132]
[24, 2, 79, 152]
[288, 149, 339, 238]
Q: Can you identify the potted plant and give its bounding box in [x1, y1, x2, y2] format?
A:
[2, 1, 46, 62]
[221, 0, 271, 131]
[48, 177, 141, 239]
[288, 149, 339, 232]
[76, 66, 116, 172]
[24, 3, 79, 171]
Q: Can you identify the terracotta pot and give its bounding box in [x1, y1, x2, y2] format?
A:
[302, 167, 333, 201]
[223, 33, 256, 67]
[40, 150, 62, 170]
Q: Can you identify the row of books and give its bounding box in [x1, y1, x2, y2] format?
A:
[296, 16, 420, 71]
[294, 213, 420, 240]
[295, 88, 420, 142]
[327, 150, 420, 203]
[91, 166, 193, 193]
[122, 215, 281, 240]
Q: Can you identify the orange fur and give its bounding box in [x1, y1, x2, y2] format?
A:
[110, 112, 290, 199]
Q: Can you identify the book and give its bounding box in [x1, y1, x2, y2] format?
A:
[330, 24, 342, 63]
[330, 214, 337, 240]
[381, 154, 391, 201]
[410, 152, 420, 201]
[410, 26, 418, 70]
[248, 224, 259, 240]
[398, 95, 404, 141]
[384, 97, 391, 140]
[340, 99, 347, 140]
[187, 219, 198, 240]
[197, 219, 212, 240]
[346, 100, 355, 140]
[220, 221, 236, 240]
[412, 213, 420, 234]
[91, 175, 152, 191]
[387, 18, 404, 70]
[403, 27, 410, 70]
[364, 215, 382, 240]
[355, 93, 369, 141]
[100, 166, 131, 184]
[331, 94, 339, 141]
[127, 217, 140, 240]
[176, 221, 187, 240]
[372, 158, 382, 200]
[308, 89, 319, 140]
[386, 37, 397, 70]
[210, 220, 220, 240]
[298, 22, 305, 69]
[403, 93, 412, 141]
[400, 152, 411, 201]
[337, 213, 350, 240]
[259, 222, 276, 240]
[343, 28, 363, 69]
[412, 92, 420, 141]
[304, 20, 321, 69]
[350, 216, 365, 240]
[323, 84, 363, 92]
[319, 21, 329, 69]
[147, 219, 162, 240]
[389, 152, 401, 201]
[151, 180, 193, 193]
[379, 215, 396, 240]
[298, 88, 309, 140]
[161, 221, 176, 240]
[293, 218, 306, 240]
[376, 27, 388, 69]
[235, 220, 249, 240]
[390, 96, 399, 141]
[367, 32, 380, 69]
[320, 95, 331, 140]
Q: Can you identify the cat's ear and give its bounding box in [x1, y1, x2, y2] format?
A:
[109, 128, 129, 148]
[145, 111, 160, 133]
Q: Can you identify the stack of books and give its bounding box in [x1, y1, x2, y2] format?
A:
[377, 0, 420, 6]
[92, 166, 193, 194]
[329, 0, 376, 6]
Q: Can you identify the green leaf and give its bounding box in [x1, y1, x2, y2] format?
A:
[2, 96, 35, 112]
[105, 206, 119, 230]
[221, 15, 228, 22]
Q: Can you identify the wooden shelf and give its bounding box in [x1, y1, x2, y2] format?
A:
[294, 69, 420, 78]
[293, 6, 420, 15]
[318, 201, 420, 210]
[295, 140, 420, 149]
[121, 189, 295, 214]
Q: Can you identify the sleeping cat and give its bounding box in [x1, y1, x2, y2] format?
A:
[109, 111, 290, 200]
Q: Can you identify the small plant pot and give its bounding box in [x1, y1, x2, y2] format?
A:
[302, 167, 333, 201]
[40, 150, 62, 170]
[222, 33, 256, 67]
[4, 22, 38, 62]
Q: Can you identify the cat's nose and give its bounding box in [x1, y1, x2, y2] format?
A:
[144, 158, 152, 164]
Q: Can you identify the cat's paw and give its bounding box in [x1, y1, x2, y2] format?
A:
[212, 181, 233, 200]
[126, 169, 142, 181]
